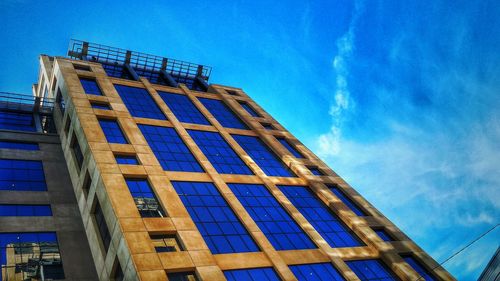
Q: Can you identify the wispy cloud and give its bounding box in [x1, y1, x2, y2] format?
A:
[313, 1, 500, 279]
[317, 1, 364, 156]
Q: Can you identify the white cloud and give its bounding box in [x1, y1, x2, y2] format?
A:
[317, 1, 364, 157]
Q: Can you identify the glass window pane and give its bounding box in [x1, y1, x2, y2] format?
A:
[80, 78, 102, 95]
[115, 155, 139, 165]
[199, 98, 248, 129]
[228, 183, 316, 250]
[102, 63, 133, 79]
[114, 85, 166, 120]
[159, 92, 210, 125]
[0, 232, 65, 280]
[232, 135, 295, 177]
[125, 179, 165, 217]
[239, 102, 260, 117]
[346, 259, 398, 281]
[0, 141, 39, 150]
[0, 159, 47, 191]
[278, 185, 362, 248]
[276, 138, 304, 158]
[0, 110, 36, 132]
[328, 185, 367, 216]
[290, 263, 346, 281]
[188, 130, 252, 175]
[138, 125, 203, 172]
[224, 267, 281, 281]
[172, 181, 259, 254]
[403, 256, 437, 281]
[98, 119, 128, 144]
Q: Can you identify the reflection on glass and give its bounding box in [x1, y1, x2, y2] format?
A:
[0, 232, 64, 280]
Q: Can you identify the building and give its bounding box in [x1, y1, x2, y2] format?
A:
[478, 247, 499, 281]
[0, 39, 456, 281]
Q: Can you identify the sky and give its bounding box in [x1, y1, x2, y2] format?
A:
[1, 0, 499, 279]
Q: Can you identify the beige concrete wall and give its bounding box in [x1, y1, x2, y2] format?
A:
[46, 55, 454, 281]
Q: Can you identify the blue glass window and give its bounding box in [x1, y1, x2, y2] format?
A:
[172, 181, 259, 254]
[125, 179, 165, 217]
[240, 102, 260, 117]
[115, 155, 139, 165]
[290, 263, 345, 281]
[346, 260, 397, 281]
[328, 186, 367, 216]
[308, 167, 325, 176]
[199, 98, 248, 129]
[71, 135, 84, 169]
[167, 272, 199, 281]
[114, 85, 166, 120]
[403, 256, 436, 281]
[138, 125, 203, 172]
[0, 159, 47, 191]
[0, 205, 52, 216]
[374, 229, 393, 242]
[278, 185, 362, 248]
[0, 232, 64, 280]
[91, 102, 111, 110]
[188, 130, 253, 175]
[228, 183, 316, 250]
[159, 92, 210, 125]
[232, 135, 295, 177]
[102, 63, 133, 79]
[276, 138, 304, 158]
[0, 141, 39, 150]
[98, 119, 128, 144]
[80, 78, 102, 95]
[0, 110, 36, 132]
[261, 123, 274, 130]
[134, 67, 167, 85]
[94, 198, 111, 252]
[224, 267, 281, 281]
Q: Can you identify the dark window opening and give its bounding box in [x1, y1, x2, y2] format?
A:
[151, 234, 183, 253]
[71, 134, 84, 170]
[167, 271, 199, 281]
[93, 199, 112, 253]
[73, 64, 92, 71]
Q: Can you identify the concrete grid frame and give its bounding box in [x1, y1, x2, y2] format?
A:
[43, 54, 455, 281]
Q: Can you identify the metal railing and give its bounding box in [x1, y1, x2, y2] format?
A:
[0, 92, 55, 114]
[67, 39, 212, 81]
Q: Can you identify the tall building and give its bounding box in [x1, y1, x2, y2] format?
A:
[0, 40, 455, 281]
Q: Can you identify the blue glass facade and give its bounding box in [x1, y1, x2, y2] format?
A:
[138, 125, 203, 172]
[114, 85, 166, 120]
[328, 186, 367, 216]
[125, 179, 165, 217]
[0, 232, 64, 280]
[228, 183, 316, 250]
[80, 78, 102, 95]
[346, 260, 397, 281]
[232, 135, 295, 177]
[0, 204, 52, 216]
[159, 92, 210, 125]
[374, 229, 393, 242]
[0, 110, 36, 132]
[403, 256, 436, 281]
[98, 119, 128, 144]
[188, 130, 253, 175]
[308, 167, 324, 176]
[224, 267, 281, 281]
[276, 138, 304, 158]
[115, 155, 139, 165]
[278, 185, 362, 248]
[0, 141, 39, 150]
[240, 102, 260, 117]
[91, 102, 111, 110]
[172, 181, 259, 254]
[0, 159, 47, 191]
[290, 263, 346, 281]
[102, 63, 133, 79]
[199, 98, 248, 129]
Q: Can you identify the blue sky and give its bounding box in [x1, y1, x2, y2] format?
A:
[1, 0, 499, 279]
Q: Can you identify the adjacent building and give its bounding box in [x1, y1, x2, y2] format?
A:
[0, 40, 456, 280]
